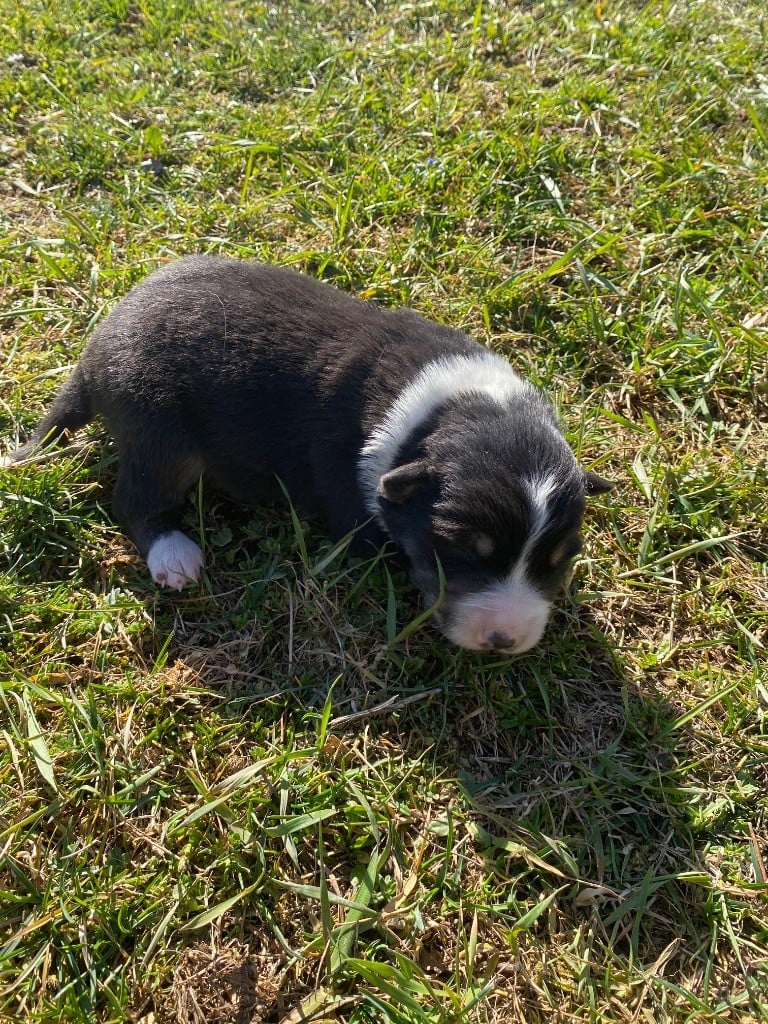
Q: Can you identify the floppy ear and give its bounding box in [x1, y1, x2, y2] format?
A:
[378, 459, 431, 504]
[585, 470, 613, 495]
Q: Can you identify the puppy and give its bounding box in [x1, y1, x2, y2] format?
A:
[4, 255, 611, 653]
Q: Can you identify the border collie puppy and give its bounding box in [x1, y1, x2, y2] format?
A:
[4, 255, 611, 653]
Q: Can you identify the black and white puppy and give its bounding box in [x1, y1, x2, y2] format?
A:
[5, 255, 611, 653]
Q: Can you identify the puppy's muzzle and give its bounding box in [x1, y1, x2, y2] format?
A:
[432, 581, 551, 654]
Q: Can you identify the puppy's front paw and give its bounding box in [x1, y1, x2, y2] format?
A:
[146, 531, 204, 590]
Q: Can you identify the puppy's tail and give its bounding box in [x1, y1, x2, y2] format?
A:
[4, 365, 94, 464]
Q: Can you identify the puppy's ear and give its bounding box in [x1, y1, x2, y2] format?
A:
[585, 470, 613, 495]
[378, 460, 431, 504]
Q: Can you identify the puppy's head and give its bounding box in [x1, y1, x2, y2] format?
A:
[375, 398, 611, 654]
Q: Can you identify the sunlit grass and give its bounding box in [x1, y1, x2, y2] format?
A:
[1, 1, 767, 1021]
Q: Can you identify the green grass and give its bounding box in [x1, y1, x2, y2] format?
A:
[1, 0, 767, 1021]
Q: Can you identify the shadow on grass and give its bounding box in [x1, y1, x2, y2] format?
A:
[138, 506, 722, 1000]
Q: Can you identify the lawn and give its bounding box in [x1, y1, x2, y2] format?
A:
[1, 1, 766, 1022]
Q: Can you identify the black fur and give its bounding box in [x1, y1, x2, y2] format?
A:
[13, 257, 474, 550]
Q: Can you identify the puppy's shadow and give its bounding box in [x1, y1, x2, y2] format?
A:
[167, 537, 688, 901]
[44, 511, 730, 1012]
[388, 620, 708, 966]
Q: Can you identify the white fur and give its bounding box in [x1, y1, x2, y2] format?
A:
[0, 455, 12, 469]
[517, 472, 559, 572]
[146, 531, 204, 590]
[444, 576, 551, 653]
[358, 351, 529, 520]
[525, 469, 571, 559]
[526, 472, 558, 519]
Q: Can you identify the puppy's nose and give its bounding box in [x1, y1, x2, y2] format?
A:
[486, 631, 515, 651]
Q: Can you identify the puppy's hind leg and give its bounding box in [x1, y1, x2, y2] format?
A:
[112, 432, 205, 590]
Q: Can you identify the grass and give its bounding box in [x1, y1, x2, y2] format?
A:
[1, 0, 767, 1021]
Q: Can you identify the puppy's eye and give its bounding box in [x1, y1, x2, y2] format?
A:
[470, 532, 495, 558]
[548, 535, 583, 568]
[431, 532, 487, 571]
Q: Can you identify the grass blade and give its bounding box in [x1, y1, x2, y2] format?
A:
[180, 883, 260, 932]
[22, 694, 58, 793]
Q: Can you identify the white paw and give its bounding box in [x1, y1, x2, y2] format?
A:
[146, 531, 204, 590]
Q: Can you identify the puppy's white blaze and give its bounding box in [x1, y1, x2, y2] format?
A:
[146, 531, 204, 590]
[445, 576, 551, 653]
[526, 472, 559, 519]
[358, 351, 529, 519]
[503, 470, 562, 587]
